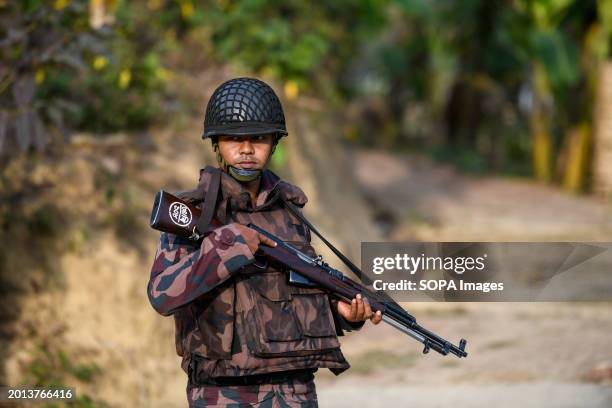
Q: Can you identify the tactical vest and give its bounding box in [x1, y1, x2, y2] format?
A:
[174, 166, 350, 381]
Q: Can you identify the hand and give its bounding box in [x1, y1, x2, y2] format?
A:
[233, 223, 277, 254]
[336, 293, 382, 325]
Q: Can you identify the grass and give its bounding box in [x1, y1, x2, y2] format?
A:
[24, 344, 107, 407]
[349, 349, 420, 375]
[483, 338, 520, 350]
[439, 359, 461, 368]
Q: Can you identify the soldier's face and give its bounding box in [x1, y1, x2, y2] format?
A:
[217, 134, 274, 170]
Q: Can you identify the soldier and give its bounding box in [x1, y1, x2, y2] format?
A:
[147, 77, 382, 408]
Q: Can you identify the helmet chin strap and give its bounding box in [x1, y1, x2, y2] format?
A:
[228, 166, 262, 182]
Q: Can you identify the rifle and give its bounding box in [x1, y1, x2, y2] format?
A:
[150, 190, 468, 358]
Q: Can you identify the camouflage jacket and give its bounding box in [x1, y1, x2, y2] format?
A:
[147, 166, 363, 381]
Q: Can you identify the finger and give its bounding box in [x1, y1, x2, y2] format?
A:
[371, 310, 383, 325]
[356, 294, 365, 319]
[336, 300, 350, 314]
[248, 243, 259, 254]
[363, 297, 373, 319]
[258, 234, 277, 247]
[241, 228, 259, 244]
[350, 297, 358, 321]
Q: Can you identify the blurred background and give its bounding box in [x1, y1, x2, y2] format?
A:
[1, 0, 612, 407]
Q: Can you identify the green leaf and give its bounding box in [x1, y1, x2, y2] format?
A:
[530, 29, 579, 88]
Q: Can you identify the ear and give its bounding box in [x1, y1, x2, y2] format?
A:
[270, 134, 279, 153]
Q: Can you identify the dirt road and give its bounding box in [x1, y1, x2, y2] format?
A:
[314, 149, 612, 408]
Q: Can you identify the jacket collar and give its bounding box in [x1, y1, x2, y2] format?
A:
[196, 166, 308, 211]
[219, 167, 280, 209]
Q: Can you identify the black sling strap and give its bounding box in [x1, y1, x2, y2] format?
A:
[195, 167, 221, 236]
[281, 197, 400, 306]
[280, 197, 373, 285]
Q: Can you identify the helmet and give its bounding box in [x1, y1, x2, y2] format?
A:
[202, 77, 288, 139]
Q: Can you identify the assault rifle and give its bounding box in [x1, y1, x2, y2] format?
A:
[150, 190, 468, 358]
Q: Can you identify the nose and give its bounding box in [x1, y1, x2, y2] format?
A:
[239, 139, 254, 155]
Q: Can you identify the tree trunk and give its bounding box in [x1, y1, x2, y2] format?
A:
[562, 124, 590, 193]
[531, 62, 553, 183]
[593, 61, 612, 198]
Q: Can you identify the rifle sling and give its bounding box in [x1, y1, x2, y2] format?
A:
[281, 197, 399, 305]
[196, 167, 221, 235]
[280, 197, 371, 285]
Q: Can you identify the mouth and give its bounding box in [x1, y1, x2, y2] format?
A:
[237, 161, 257, 169]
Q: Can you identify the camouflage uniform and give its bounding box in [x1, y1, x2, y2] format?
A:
[147, 166, 363, 407]
[186, 372, 318, 407]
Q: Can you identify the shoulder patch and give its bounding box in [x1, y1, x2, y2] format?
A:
[277, 181, 308, 207]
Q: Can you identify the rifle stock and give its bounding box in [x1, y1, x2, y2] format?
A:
[150, 190, 202, 238]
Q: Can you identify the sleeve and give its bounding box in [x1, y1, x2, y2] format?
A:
[147, 223, 255, 316]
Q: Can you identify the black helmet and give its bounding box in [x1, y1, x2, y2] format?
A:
[202, 77, 288, 139]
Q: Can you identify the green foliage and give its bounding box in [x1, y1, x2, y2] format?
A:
[344, 0, 609, 182]
[25, 344, 106, 407]
[0, 0, 92, 154]
[2, 0, 611, 184]
[58, 350, 101, 383]
[0, 0, 170, 159]
[429, 146, 489, 175]
[26, 345, 100, 386]
[598, 0, 612, 57]
[201, 0, 388, 94]
[1, 0, 390, 157]
[349, 349, 418, 374]
[70, 1, 169, 133]
[27, 204, 64, 238]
